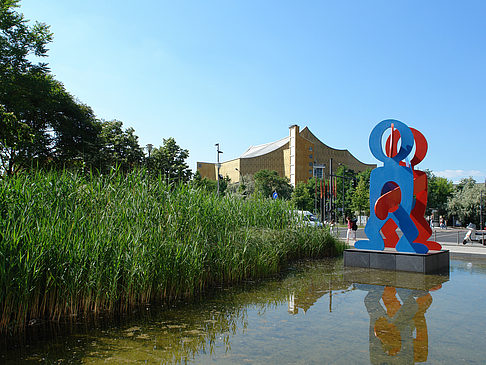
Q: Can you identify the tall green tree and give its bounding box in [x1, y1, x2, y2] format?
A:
[0, 0, 52, 76]
[291, 177, 317, 211]
[0, 104, 32, 175]
[447, 178, 484, 227]
[97, 120, 143, 172]
[1, 71, 101, 173]
[351, 169, 371, 217]
[254, 169, 293, 200]
[425, 170, 454, 216]
[148, 137, 192, 183]
[1, 1, 102, 173]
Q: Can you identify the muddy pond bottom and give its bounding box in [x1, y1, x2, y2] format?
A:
[3, 258, 486, 364]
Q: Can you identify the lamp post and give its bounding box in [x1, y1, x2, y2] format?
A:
[481, 183, 484, 245]
[329, 158, 333, 222]
[215, 143, 223, 195]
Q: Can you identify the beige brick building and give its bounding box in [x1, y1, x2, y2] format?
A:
[197, 125, 375, 186]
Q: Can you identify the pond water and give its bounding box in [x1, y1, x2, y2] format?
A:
[3, 257, 486, 364]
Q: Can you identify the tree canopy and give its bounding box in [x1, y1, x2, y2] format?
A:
[291, 177, 317, 212]
[148, 137, 192, 183]
[424, 169, 454, 216]
[254, 169, 293, 200]
[0, 0, 52, 76]
[351, 169, 371, 217]
[448, 178, 484, 227]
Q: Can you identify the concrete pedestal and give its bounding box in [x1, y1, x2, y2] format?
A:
[343, 248, 449, 274]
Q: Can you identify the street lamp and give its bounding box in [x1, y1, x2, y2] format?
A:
[215, 143, 223, 195]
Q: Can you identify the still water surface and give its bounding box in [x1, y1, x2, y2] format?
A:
[3, 258, 486, 364]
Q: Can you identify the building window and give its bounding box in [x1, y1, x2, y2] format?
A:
[309, 146, 313, 151]
[313, 165, 326, 179]
[309, 169, 313, 175]
[309, 162, 313, 167]
[309, 154, 313, 159]
[198, 163, 202, 168]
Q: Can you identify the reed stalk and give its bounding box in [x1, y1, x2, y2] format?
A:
[0, 169, 344, 333]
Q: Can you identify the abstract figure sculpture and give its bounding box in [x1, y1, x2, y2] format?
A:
[355, 119, 441, 253]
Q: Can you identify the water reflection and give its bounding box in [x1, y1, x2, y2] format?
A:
[2, 259, 457, 364]
[347, 269, 448, 364]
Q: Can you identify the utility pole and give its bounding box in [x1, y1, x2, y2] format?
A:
[484, 179, 486, 245]
[481, 183, 484, 245]
[322, 175, 326, 224]
[215, 143, 223, 195]
[342, 174, 345, 224]
[329, 159, 333, 222]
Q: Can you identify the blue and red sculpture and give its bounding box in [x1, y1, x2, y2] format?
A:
[355, 119, 441, 253]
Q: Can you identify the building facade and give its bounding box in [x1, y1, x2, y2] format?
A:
[197, 125, 376, 186]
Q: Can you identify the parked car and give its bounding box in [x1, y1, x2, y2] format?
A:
[292, 210, 323, 228]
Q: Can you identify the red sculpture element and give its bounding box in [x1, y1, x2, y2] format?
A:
[382, 219, 399, 248]
[408, 129, 442, 250]
[375, 185, 401, 220]
[379, 128, 442, 251]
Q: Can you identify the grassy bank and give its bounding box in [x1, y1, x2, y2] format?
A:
[0, 170, 344, 333]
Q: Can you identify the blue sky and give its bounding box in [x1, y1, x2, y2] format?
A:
[21, 0, 486, 183]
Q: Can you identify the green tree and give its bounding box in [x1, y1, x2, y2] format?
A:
[254, 169, 293, 199]
[0, 0, 53, 173]
[425, 170, 454, 216]
[1, 72, 102, 173]
[97, 120, 143, 172]
[0, 2, 102, 173]
[0, 104, 33, 175]
[292, 177, 317, 211]
[352, 169, 371, 217]
[447, 178, 484, 227]
[0, 0, 52, 76]
[149, 137, 192, 183]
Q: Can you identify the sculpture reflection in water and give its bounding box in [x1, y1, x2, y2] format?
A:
[356, 283, 442, 364]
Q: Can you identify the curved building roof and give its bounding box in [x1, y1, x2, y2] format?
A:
[239, 137, 289, 159]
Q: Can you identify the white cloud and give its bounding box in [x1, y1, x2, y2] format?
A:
[433, 169, 485, 183]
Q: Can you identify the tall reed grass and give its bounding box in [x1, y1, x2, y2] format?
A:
[0, 170, 344, 333]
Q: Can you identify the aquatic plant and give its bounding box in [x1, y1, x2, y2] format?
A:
[0, 170, 344, 333]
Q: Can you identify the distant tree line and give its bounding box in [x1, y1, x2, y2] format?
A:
[0, 1, 191, 181]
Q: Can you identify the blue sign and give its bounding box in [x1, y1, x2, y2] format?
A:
[272, 191, 278, 199]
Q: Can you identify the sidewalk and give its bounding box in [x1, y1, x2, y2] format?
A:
[437, 241, 486, 259]
[347, 240, 486, 259]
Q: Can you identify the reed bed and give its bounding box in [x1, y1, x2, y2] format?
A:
[0, 170, 344, 333]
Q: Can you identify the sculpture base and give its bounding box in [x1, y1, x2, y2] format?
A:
[343, 248, 449, 274]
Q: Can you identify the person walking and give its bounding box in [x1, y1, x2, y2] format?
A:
[346, 216, 357, 243]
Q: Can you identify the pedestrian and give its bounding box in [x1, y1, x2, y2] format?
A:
[346, 216, 357, 243]
[329, 219, 335, 235]
[439, 216, 445, 229]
